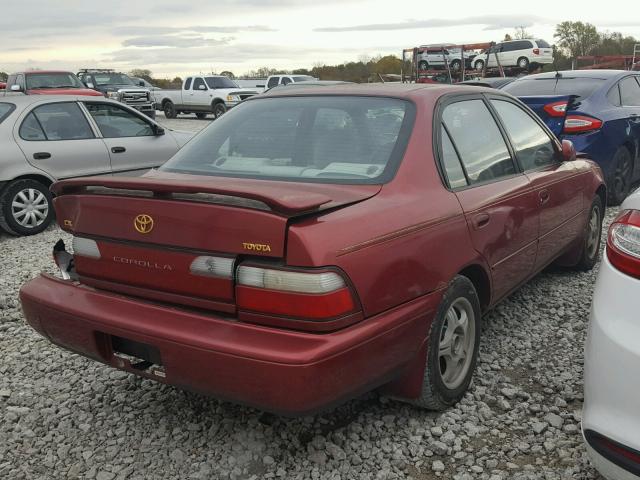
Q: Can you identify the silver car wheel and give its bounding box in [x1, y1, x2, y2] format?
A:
[11, 188, 49, 228]
[586, 205, 601, 259]
[438, 297, 476, 390]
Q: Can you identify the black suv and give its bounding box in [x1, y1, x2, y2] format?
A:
[77, 69, 155, 119]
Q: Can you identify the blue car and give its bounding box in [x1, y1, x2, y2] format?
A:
[502, 70, 640, 204]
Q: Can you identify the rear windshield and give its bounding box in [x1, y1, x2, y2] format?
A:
[26, 72, 84, 90]
[502, 77, 606, 100]
[161, 96, 415, 184]
[0, 103, 15, 123]
[205, 77, 238, 89]
[536, 39, 551, 48]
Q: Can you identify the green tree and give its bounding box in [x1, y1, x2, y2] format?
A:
[0, 72, 7, 82]
[220, 70, 235, 79]
[554, 21, 600, 58]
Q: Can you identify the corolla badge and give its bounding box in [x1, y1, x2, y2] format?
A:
[134, 214, 154, 234]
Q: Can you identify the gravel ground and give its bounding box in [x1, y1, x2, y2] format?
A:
[0, 128, 613, 480]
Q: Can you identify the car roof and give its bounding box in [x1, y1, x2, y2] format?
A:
[254, 83, 496, 100]
[0, 95, 117, 107]
[11, 70, 76, 75]
[516, 69, 628, 80]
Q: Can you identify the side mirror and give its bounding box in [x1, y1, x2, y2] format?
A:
[561, 139, 576, 162]
[154, 125, 165, 136]
[198, 84, 206, 90]
[10, 84, 22, 92]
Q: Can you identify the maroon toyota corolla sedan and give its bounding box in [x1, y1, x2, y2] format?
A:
[20, 84, 605, 416]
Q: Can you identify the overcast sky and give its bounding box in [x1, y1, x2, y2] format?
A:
[3, 0, 640, 78]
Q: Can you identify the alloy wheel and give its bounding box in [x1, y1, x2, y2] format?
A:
[11, 188, 49, 229]
[438, 297, 476, 390]
[586, 205, 601, 259]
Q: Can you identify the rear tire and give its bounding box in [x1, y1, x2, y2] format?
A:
[517, 57, 530, 69]
[571, 196, 604, 271]
[418, 60, 429, 70]
[163, 101, 177, 119]
[410, 275, 481, 410]
[0, 179, 53, 236]
[474, 59, 485, 71]
[608, 146, 633, 205]
[450, 59, 462, 71]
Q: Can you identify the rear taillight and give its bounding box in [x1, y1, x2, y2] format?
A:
[543, 101, 568, 117]
[563, 114, 603, 133]
[190, 256, 234, 278]
[533, 48, 540, 55]
[607, 210, 640, 279]
[236, 265, 358, 322]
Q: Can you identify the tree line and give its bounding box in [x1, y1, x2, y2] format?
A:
[2, 21, 638, 85]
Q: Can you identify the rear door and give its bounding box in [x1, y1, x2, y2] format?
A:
[619, 76, 640, 168]
[489, 96, 585, 269]
[14, 101, 111, 178]
[440, 96, 538, 301]
[83, 101, 179, 175]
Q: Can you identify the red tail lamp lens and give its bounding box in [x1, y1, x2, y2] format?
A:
[607, 210, 640, 279]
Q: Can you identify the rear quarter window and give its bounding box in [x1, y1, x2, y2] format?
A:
[536, 39, 551, 48]
[503, 77, 606, 101]
[0, 103, 15, 124]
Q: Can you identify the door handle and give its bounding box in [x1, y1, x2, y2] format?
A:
[111, 147, 126, 154]
[539, 189, 550, 205]
[472, 213, 490, 230]
[33, 152, 51, 160]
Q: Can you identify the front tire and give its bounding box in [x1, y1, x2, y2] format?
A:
[418, 60, 429, 70]
[0, 179, 53, 236]
[450, 59, 462, 71]
[411, 275, 481, 410]
[212, 102, 227, 118]
[163, 101, 177, 119]
[609, 146, 633, 205]
[474, 59, 485, 71]
[571, 196, 603, 271]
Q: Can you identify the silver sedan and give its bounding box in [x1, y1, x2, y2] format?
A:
[0, 95, 193, 235]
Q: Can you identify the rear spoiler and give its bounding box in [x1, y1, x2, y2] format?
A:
[51, 176, 333, 216]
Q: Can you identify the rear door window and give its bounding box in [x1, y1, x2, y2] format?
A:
[620, 76, 640, 106]
[0, 103, 15, 124]
[607, 84, 622, 106]
[20, 102, 94, 141]
[491, 99, 557, 171]
[184, 77, 193, 90]
[442, 99, 515, 184]
[440, 126, 468, 188]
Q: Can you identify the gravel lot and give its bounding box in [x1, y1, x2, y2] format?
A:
[0, 115, 611, 480]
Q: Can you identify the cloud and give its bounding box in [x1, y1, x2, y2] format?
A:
[122, 35, 234, 48]
[114, 25, 276, 36]
[315, 15, 550, 32]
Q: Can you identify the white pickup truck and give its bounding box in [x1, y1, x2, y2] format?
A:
[155, 75, 259, 119]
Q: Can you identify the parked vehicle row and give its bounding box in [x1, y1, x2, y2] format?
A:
[0, 95, 192, 235]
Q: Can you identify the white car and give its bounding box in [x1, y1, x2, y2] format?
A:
[417, 45, 476, 71]
[583, 189, 640, 479]
[473, 39, 553, 70]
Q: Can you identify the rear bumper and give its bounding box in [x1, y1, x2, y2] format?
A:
[20, 274, 437, 416]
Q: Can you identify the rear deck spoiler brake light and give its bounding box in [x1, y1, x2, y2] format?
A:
[51, 177, 333, 215]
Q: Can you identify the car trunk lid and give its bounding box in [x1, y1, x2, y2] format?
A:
[53, 173, 380, 309]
